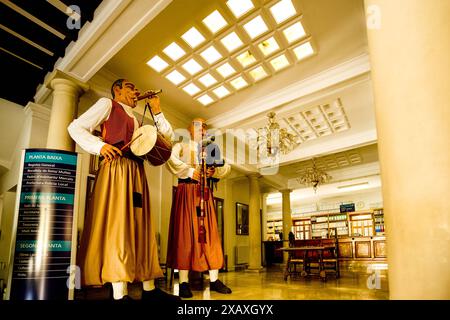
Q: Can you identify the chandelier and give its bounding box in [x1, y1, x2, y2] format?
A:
[257, 112, 300, 157]
[297, 158, 332, 193]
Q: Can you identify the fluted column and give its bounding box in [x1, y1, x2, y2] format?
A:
[365, 0, 450, 299]
[45, 71, 89, 151]
[247, 173, 262, 271]
[280, 189, 292, 263]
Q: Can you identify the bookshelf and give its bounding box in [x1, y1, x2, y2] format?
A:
[349, 212, 374, 237]
[266, 219, 283, 241]
[373, 208, 385, 235]
[292, 219, 311, 240]
[310, 212, 349, 238]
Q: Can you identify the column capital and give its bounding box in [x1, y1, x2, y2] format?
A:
[45, 69, 89, 94]
[279, 188, 292, 194]
[247, 172, 262, 179]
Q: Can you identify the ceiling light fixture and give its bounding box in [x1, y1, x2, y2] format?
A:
[182, 83, 201, 96]
[182, 58, 203, 75]
[230, 76, 248, 90]
[163, 42, 186, 61]
[165, 70, 186, 85]
[243, 15, 268, 39]
[236, 50, 256, 67]
[198, 73, 218, 87]
[197, 94, 214, 105]
[257, 37, 280, 56]
[297, 158, 332, 193]
[181, 27, 206, 48]
[200, 45, 222, 64]
[203, 10, 228, 34]
[283, 21, 306, 43]
[213, 85, 231, 98]
[270, 0, 297, 24]
[249, 66, 268, 81]
[216, 62, 236, 78]
[270, 54, 290, 71]
[221, 32, 244, 52]
[226, 0, 254, 18]
[293, 41, 314, 60]
[146, 55, 169, 72]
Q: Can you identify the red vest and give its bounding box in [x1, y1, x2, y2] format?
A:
[101, 100, 135, 152]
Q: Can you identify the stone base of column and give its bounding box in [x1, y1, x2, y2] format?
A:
[245, 267, 264, 273]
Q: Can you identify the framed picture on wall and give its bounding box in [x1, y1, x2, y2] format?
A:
[236, 202, 249, 235]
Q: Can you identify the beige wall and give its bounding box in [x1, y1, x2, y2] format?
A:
[0, 192, 18, 283]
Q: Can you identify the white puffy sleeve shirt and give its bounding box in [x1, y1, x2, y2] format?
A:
[67, 97, 174, 155]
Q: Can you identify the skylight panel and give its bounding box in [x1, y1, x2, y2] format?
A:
[146, 55, 169, 72]
[213, 86, 231, 98]
[243, 15, 268, 39]
[163, 42, 186, 61]
[257, 37, 280, 56]
[230, 76, 248, 90]
[182, 58, 203, 75]
[236, 50, 256, 67]
[221, 32, 244, 52]
[166, 70, 186, 85]
[203, 10, 228, 34]
[182, 83, 201, 96]
[270, 0, 297, 24]
[216, 62, 236, 78]
[200, 45, 222, 65]
[282, 21, 306, 43]
[293, 42, 314, 60]
[197, 94, 214, 105]
[198, 73, 218, 87]
[226, 0, 254, 18]
[249, 66, 268, 81]
[270, 54, 290, 71]
[181, 27, 206, 49]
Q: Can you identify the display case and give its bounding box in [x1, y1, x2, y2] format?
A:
[373, 208, 385, 235]
[292, 219, 311, 240]
[349, 212, 374, 237]
[310, 212, 349, 238]
[266, 219, 283, 240]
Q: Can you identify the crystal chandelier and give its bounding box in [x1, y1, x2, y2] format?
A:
[257, 112, 300, 157]
[297, 158, 332, 193]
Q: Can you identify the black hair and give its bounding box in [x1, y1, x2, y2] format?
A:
[111, 79, 126, 98]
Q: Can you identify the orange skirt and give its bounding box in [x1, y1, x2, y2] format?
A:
[77, 157, 163, 286]
[166, 183, 224, 272]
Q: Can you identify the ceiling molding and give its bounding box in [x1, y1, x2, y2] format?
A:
[35, 0, 173, 104]
[207, 53, 371, 129]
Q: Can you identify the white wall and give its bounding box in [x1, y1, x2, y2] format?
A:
[0, 192, 18, 283]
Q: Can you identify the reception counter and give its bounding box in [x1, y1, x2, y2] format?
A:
[263, 236, 387, 265]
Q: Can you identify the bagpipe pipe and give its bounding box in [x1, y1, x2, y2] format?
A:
[196, 134, 225, 244]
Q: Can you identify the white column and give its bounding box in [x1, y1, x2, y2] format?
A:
[45, 71, 89, 151]
[365, 0, 450, 299]
[280, 189, 292, 263]
[247, 173, 262, 271]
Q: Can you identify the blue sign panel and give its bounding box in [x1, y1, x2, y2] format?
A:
[9, 149, 78, 300]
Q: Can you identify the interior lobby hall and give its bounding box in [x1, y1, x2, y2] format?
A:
[0, 0, 449, 301]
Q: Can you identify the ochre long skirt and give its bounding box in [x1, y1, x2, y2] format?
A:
[166, 183, 224, 272]
[78, 157, 163, 286]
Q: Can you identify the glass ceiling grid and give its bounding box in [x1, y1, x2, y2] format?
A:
[148, 0, 314, 106]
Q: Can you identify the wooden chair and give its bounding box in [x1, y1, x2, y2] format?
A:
[321, 231, 340, 279]
[286, 236, 305, 278]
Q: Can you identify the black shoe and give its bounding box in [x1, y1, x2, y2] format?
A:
[179, 282, 193, 298]
[210, 280, 232, 294]
[141, 287, 181, 302]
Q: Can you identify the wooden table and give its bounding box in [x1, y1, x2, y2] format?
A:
[277, 246, 336, 281]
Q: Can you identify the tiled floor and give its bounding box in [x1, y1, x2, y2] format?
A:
[76, 262, 389, 300]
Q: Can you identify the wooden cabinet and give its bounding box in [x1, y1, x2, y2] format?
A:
[266, 219, 283, 241]
[292, 219, 311, 240]
[355, 241, 372, 258]
[373, 240, 387, 258]
[349, 212, 374, 237]
[310, 212, 349, 238]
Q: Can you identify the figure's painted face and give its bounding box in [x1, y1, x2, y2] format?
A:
[114, 80, 140, 108]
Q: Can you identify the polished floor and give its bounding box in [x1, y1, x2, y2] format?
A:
[76, 262, 389, 300]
